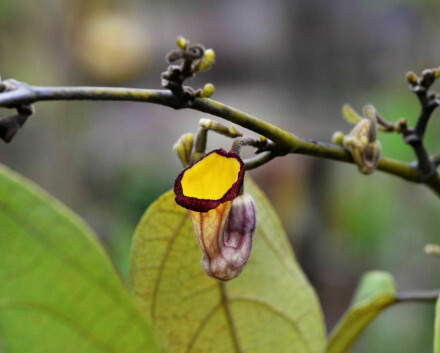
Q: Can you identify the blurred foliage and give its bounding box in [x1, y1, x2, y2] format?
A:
[71, 12, 151, 82]
[107, 165, 173, 278]
[328, 271, 397, 353]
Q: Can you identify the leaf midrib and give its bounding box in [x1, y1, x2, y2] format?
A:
[146, 201, 314, 353]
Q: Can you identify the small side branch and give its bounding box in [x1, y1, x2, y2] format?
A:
[0, 79, 35, 142]
[404, 69, 440, 179]
[243, 151, 278, 170]
[397, 289, 440, 303]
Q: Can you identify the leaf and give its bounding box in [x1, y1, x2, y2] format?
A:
[342, 104, 362, 125]
[434, 295, 440, 353]
[130, 178, 326, 353]
[327, 271, 397, 353]
[342, 104, 389, 133]
[0, 165, 160, 353]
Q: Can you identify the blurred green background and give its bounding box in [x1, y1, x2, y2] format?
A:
[0, 0, 439, 351]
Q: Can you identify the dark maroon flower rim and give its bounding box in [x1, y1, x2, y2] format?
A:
[174, 149, 245, 213]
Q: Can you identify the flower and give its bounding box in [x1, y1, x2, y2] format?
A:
[174, 149, 245, 212]
[174, 149, 257, 281]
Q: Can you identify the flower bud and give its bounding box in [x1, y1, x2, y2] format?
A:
[200, 83, 215, 98]
[173, 133, 194, 167]
[343, 105, 382, 174]
[406, 71, 418, 86]
[198, 49, 215, 72]
[176, 36, 187, 50]
[332, 131, 344, 146]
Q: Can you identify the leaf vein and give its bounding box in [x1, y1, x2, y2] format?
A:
[228, 295, 313, 353]
[150, 213, 188, 319]
[0, 300, 118, 353]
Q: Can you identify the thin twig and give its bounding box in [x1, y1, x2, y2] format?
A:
[230, 136, 273, 155]
[4, 85, 180, 107]
[0, 83, 439, 196]
[243, 151, 278, 170]
[404, 70, 439, 179]
[396, 289, 440, 303]
[375, 112, 395, 132]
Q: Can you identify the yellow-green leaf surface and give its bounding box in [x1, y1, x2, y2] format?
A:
[130, 178, 325, 353]
[0, 165, 160, 353]
[327, 271, 397, 353]
[342, 104, 362, 125]
[434, 295, 440, 353]
[342, 104, 388, 132]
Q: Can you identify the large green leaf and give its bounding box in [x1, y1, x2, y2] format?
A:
[434, 295, 440, 353]
[0, 165, 160, 353]
[327, 271, 397, 353]
[130, 178, 326, 353]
